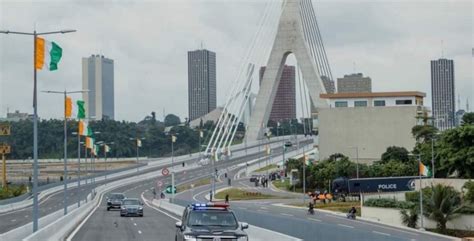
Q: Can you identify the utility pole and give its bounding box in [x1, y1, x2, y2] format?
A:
[0, 28, 76, 232]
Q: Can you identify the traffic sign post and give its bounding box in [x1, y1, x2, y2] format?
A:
[162, 168, 169, 176]
[0, 142, 11, 191]
[0, 124, 11, 136]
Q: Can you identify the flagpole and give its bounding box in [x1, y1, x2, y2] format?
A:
[418, 154, 424, 231]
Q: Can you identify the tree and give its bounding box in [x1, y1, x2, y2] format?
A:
[462, 112, 474, 125]
[463, 180, 474, 203]
[423, 184, 462, 233]
[436, 125, 474, 178]
[164, 114, 181, 127]
[412, 125, 438, 143]
[400, 206, 419, 228]
[380, 146, 409, 163]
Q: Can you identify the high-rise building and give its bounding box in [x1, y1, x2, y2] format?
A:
[82, 55, 115, 120]
[259, 65, 296, 122]
[337, 73, 372, 93]
[188, 49, 216, 121]
[431, 58, 455, 130]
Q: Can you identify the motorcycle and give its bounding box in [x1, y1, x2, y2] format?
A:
[346, 213, 356, 220]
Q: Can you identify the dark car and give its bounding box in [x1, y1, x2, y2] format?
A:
[284, 141, 293, 147]
[120, 198, 144, 217]
[249, 175, 259, 182]
[106, 193, 126, 211]
[175, 203, 248, 241]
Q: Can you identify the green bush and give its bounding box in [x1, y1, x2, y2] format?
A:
[405, 191, 418, 202]
[364, 198, 414, 209]
[463, 180, 474, 203]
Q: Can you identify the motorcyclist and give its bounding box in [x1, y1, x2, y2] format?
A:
[347, 206, 357, 219]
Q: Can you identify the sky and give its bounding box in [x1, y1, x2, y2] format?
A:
[0, 0, 472, 122]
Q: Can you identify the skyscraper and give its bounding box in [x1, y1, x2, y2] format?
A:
[431, 58, 455, 130]
[82, 55, 115, 120]
[188, 49, 216, 121]
[259, 65, 296, 122]
[337, 73, 372, 93]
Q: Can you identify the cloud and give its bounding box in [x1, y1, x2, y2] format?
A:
[1, 0, 472, 123]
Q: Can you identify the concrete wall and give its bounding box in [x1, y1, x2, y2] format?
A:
[319, 106, 418, 163]
[362, 206, 474, 231]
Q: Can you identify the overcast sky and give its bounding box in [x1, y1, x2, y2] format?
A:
[0, 0, 472, 122]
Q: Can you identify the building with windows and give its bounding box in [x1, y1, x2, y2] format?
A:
[431, 58, 455, 130]
[318, 91, 427, 163]
[337, 73, 372, 93]
[82, 55, 115, 120]
[188, 49, 217, 121]
[259, 65, 296, 122]
[0, 110, 33, 122]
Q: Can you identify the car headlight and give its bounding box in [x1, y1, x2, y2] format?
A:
[183, 235, 197, 241]
[138, 207, 143, 210]
[237, 236, 248, 241]
[121, 206, 126, 210]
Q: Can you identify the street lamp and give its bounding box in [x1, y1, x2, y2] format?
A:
[130, 137, 145, 172]
[97, 141, 114, 183]
[1, 28, 76, 232]
[409, 153, 425, 231]
[42, 89, 87, 215]
[348, 146, 363, 179]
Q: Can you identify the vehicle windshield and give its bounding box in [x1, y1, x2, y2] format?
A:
[188, 211, 238, 228]
[122, 199, 140, 205]
[110, 194, 125, 200]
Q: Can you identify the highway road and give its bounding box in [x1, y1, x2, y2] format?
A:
[0, 137, 303, 234]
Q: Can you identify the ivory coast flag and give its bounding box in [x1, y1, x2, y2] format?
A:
[35, 37, 63, 71]
[85, 137, 94, 149]
[104, 145, 111, 153]
[78, 120, 91, 136]
[419, 162, 431, 177]
[137, 139, 142, 147]
[93, 145, 99, 156]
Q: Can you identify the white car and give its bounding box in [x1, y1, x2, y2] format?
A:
[198, 158, 210, 166]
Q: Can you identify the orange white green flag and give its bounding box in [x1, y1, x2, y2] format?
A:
[35, 37, 63, 71]
[419, 162, 431, 177]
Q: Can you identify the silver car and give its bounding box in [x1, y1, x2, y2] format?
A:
[120, 198, 144, 217]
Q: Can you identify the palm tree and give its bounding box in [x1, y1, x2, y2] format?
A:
[423, 184, 462, 233]
[400, 206, 418, 228]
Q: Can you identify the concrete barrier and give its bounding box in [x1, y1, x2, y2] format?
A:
[149, 199, 301, 241]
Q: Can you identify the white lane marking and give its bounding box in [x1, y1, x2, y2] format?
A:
[338, 224, 354, 229]
[140, 194, 180, 222]
[280, 213, 293, 217]
[236, 207, 248, 210]
[138, 230, 142, 234]
[134, 223, 137, 226]
[24, 215, 28, 218]
[192, 188, 210, 202]
[307, 218, 321, 222]
[373, 231, 391, 236]
[66, 192, 105, 241]
[11, 219, 16, 222]
[326, 215, 418, 236]
[131, 218, 134, 221]
[260, 207, 268, 210]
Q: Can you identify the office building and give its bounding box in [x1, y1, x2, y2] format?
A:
[259, 65, 296, 122]
[321, 76, 335, 94]
[318, 91, 427, 163]
[337, 73, 372, 93]
[431, 58, 455, 130]
[82, 55, 115, 120]
[188, 49, 217, 121]
[0, 110, 33, 122]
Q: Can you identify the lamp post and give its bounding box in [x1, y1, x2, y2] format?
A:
[0, 28, 76, 232]
[409, 153, 424, 231]
[71, 132, 82, 207]
[97, 141, 114, 183]
[130, 137, 145, 172]
[42, 89, 87, 215]
[348, 146, 360, 179]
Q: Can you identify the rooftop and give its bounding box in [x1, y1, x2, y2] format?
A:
[320, 91, 426, 99]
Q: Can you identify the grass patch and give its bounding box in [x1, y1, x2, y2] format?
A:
[254, 164, 278, 173]
[177, 178, 211, 192]
[288, 201, 361, 216]
[215, 188, 280, 201]
[272, 179, 304, 193]
[0, 184, 28, 200]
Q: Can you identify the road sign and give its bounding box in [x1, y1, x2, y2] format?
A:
[157, 180, 163, 187]
[0, 124, 10, 136]
[0, 144, 11, 154]
[162, 168, 169, 176]
[165, 185, 177, 194]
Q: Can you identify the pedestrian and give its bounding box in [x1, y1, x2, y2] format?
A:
[152, 188, 156, 199]
[160, 192, 165, 199]
[225, 194, 229, 203]
[209, 190, 213, 202]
